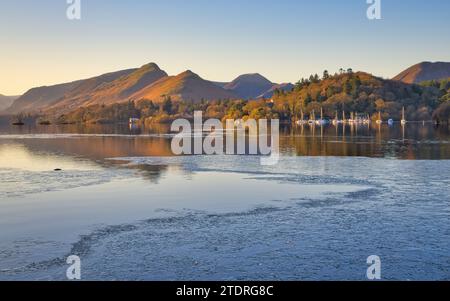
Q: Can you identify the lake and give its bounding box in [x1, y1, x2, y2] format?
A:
[0, 123, 449, 280]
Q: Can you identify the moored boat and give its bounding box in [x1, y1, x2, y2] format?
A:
[376, 111, 383, 125]
[401, 107, 407, 125]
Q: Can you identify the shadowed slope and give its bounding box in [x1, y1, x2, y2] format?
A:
[393, 62, 450, 84]
[224, 73, 274, 99]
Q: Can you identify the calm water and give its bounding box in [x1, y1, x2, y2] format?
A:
[0, 123, 449, 280]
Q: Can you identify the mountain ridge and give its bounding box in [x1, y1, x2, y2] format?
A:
[393, 61, 450, 84]
[6, 68, 139, 114]
[0, 94, 20, 112]
[129, 70, 237, 102]
[46, 64, 168, 113]
[7, 64, 293, 115]
[257, 83, 295, 99]
[223, 73, 275, 100]
[8, 61, 448, 118]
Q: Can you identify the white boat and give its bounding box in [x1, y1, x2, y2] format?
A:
[129, 117, 140, 125]
[308, 110, 316, 125]
[315, 107, 327, 125]
[376, 111, 383, 124]
[363, 114, 371, 124]
[354, 113, 370, 125]
[332, 110, 339, 125]
[347, 112, 356, 124]
[401, 107, 407, 125]
[296, 109, 307, 125]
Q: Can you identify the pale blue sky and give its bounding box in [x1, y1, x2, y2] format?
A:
[1, 0, 449, 95]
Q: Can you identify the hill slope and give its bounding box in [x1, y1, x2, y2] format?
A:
[257, 83, 294, 99]
[6, 80, 84, 114]
[7, 63, 238, 114]
[393, 62, 450, 84]
[7, 68, 138, 114]
[0, 94, 19, 112]
[272, 71, 443, 121]
[223, 73, 274, 99]
[48, 63, 167, 112]
[130, 70, 237, 102]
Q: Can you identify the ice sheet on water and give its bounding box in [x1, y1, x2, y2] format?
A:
[0, 167, 134, 199]
[1, 155, 449, 280]
[3, 181, 449, 281]
[108, 155, 450, 187]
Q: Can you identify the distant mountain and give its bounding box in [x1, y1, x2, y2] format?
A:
[7, 63, 238, 115]
[130, 70, 237, 102]
[0, 94, 19, 112]
[223, 73, 274, 99]
[212, 81, 228, 88]
[221, 73, 294, 100]
[257, 83, 294, 99]
[6, 80, 84, 114]
[6, 63, 297, 116]
[393, 62, 450, 84]
[7, 68, 138, 114]
[48, 63, 167, 112]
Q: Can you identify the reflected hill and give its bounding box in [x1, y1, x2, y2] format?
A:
[0, 123, 449, 166]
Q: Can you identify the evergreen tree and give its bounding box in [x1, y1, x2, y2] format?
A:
[162, 97, 173, 114]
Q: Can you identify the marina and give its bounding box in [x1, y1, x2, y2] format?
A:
[296, 107, 414, 127]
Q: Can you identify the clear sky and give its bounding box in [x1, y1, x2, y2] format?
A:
[1, 0, 449, 95]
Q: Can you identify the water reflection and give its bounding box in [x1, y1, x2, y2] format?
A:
[0, 123, 449, 160]
[0, 143, 100, 172]
[282, 123, 450, 159]
[126, 164, 171, 184]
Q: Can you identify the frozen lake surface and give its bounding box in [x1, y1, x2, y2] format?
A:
[0, 124, 449, 280]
